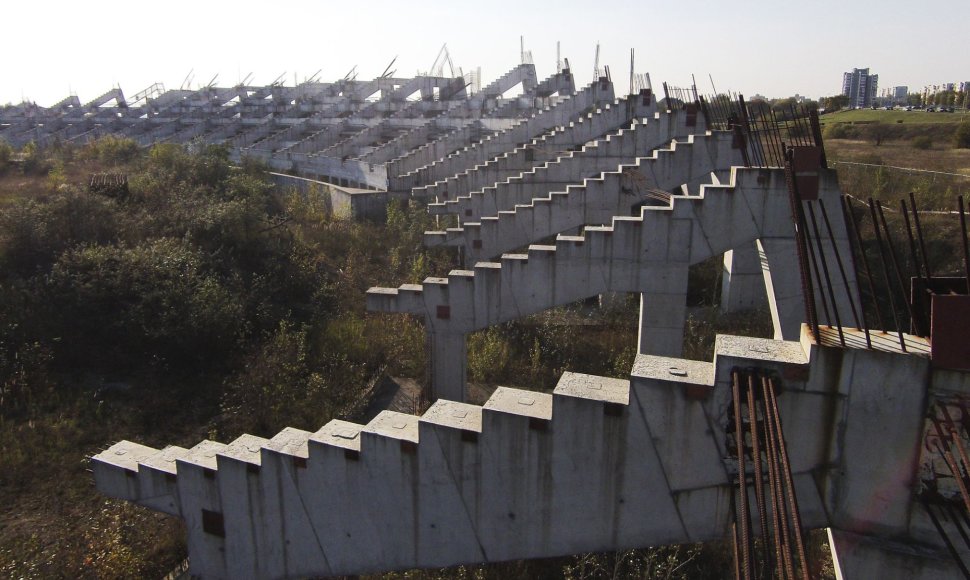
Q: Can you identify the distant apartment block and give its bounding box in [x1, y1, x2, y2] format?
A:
[842, 67, 878, 108]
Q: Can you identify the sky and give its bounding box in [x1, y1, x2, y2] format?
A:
[3, 0, 968, 107]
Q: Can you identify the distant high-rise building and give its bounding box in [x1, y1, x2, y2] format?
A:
[842, 68, 878, 108]
[893, 86, 908, 103]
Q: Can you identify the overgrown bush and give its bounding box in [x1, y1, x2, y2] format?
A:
[0, 140, 12, 175]
[911, 135, 933, 150]
[45, 238, 244, 371]
[956, 122, 970, 149]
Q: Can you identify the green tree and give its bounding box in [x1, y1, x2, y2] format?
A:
[821, 94, 849, 111]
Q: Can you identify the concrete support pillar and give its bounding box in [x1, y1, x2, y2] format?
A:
[637, 276, 688, 357]
[758, 238, 806, 341]
[828, 528, 965, 580]
[427, 331, 467, 403]
[720, 243, 768, 313]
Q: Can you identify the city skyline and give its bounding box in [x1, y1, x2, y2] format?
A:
[3, 0, 969, 106]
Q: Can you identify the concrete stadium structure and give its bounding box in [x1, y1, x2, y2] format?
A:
[78, 62, 970, 578]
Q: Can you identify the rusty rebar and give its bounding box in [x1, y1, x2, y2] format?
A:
[900, 199, 929, 336]
[732, 370, 753, 580]
[819, 199, 862, 330]
[910, 192, 934, 280]
[842, 194, 882, 338]
[807, 201, 845, 345]
[868, 198, 907, 351]
[761, 375, 794, 580]
[960, 195, 970, 289]
[747, 373, 771, 579]
[766, 377, 811, 580]
[877, 201, 920, 338]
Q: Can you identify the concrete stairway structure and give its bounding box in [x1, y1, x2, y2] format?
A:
[369, 167, 856, 402]
[412, 96, 662, 203]
[426, 131, 744, 263]
[423, 109, 715, 219]
[93, 324, 964, 579]
[389, 79, 617, 192]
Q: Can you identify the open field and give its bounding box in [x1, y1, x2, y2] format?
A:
[821, 108, 970, 126]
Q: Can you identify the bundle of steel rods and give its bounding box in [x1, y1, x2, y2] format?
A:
[730, 368, 811, 580]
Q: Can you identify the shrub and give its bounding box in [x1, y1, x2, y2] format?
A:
[912, 135, 933, 150]
[955, 122, 970, 149]
[823, 123, 848, 140]
[45, 238, 244, 371]
[0, 140, 12, 175]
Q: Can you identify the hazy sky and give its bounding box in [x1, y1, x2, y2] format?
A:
[3, 0, 968, 106]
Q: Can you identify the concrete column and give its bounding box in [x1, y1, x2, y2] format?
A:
[758, 238, 806, 341]
[428, 331, 467, 403]
[637, 276, 688, 357]
[720, 243, 768, 313]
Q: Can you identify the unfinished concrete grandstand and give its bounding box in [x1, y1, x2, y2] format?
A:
[55, 57, 970, 579]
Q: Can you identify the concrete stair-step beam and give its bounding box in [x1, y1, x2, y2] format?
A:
[256, 427, 326, 580]
[548, 372, 687, 552]
[400, 81, 613, 191]
[450, 132, 742, 262]
[217, 433, 270, 580]
[358, 411, 421, 571]
[477, 387, 553, 561]
[417, 101, 643, 202]
[137, 445, 191, 516]
[91, 440, 159, 503]
[301, 420, 374, 576]
[415, 400, 487, 566]
[175, 440, 229, 580]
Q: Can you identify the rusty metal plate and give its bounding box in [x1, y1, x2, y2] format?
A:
[791, 146, 822, 200]
[931, 294, 970, 371]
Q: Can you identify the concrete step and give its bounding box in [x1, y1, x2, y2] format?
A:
[426, 108, 704, 222]
[372, 167, 796, 333]
[433, 131, 743, 262]
[414, 98, 647, 202]
[391, 80, 616, 191]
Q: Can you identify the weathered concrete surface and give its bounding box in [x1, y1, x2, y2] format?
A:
[371, 167, 857, 401]
[93, 326, 958, 579]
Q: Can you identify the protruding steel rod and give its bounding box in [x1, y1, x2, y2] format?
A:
[843, 195, 882, 339]
[900, 199, 929, 336]
[731, 370, 753, 580]
[960, 195, 970, 289]
[910, 192, 934, 280]
[767, 377, 811, 580]
[820, 199, 862, 329]
[747, 374, 770, 579]
[877, 201, 920, 338]
[808, 202, 845, 345]
[761, 375, 795, 580]
[868, 198, 907, 351]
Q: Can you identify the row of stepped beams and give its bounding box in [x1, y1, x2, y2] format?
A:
[385, 121, 508, 179]
[244, 118, 317, 153]
[281, 119, 367, 155]
[390, 80, 616, 192]
[93, 324, 956, 578]
[358, 121, 454, 165]
[431, 131, 745, 263]
[424, 108, 709, 222]
[317, 119, 426, 160]
[371, 168, 803, 333]
[413, 95, 661, 203]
